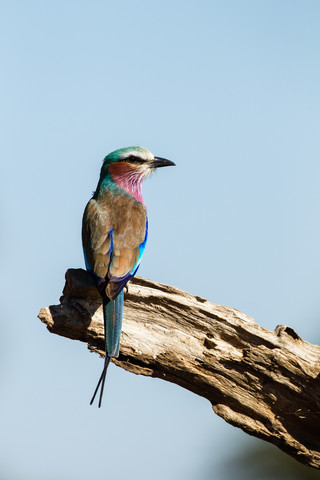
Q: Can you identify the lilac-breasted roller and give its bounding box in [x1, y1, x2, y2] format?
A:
[82, 146, 175, 407]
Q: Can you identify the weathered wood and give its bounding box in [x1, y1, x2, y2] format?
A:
[38, 268, 320, 469]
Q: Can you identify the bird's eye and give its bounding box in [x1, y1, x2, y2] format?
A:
[126, 155, 144, 164]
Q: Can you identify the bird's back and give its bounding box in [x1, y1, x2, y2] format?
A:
[82, 188, 147, 300]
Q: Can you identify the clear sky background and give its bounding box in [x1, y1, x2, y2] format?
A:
[1, 1, 320, 479]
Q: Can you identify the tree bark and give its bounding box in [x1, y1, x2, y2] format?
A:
[38, 268, 320, 469]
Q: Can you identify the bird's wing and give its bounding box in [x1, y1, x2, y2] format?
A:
[106, 217, 148, 300]
[82, 199, 113, 283]
[82, 197, 148, 301]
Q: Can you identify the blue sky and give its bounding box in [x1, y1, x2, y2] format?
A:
[1, 1, 320, 479]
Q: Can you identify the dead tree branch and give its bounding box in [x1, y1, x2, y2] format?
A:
[38, 268, 320, 469]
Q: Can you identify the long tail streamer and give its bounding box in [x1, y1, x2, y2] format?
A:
[90, 290, 124, 407]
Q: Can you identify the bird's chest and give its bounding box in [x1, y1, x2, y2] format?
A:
[99, 192, 147, 249]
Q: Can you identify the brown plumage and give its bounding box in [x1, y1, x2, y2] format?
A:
[82, 189, 147, 300]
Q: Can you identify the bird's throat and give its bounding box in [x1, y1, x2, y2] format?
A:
[108, 163, 145, 204]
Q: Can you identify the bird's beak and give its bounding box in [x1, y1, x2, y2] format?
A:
[150, 157, 176, 168]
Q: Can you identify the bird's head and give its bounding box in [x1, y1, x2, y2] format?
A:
[97, 146, 175, 202]
[102, 146, 174, 177]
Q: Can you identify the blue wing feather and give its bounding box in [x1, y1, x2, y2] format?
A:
[131, 217, 148, 275]
[83, 248, 91, 273]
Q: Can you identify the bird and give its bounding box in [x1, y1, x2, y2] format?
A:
[82, 146, 175, 407]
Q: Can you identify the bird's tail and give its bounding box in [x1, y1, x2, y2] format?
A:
[104, 290, 124, 358]
[90, 290, 124, 407]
